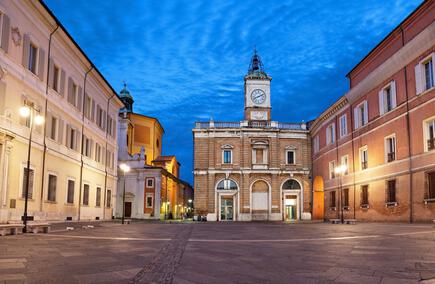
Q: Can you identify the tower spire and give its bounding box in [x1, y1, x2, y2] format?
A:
[246, 48, 270, 79]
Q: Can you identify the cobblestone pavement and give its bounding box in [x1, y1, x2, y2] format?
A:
[0, 222, 434, 284]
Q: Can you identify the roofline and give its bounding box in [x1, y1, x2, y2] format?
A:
[129, 112, 165, 133]
[38, 0, 125, 107]
[345, 0, 428, 78]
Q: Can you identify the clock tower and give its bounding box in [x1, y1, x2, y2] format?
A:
[244, 50, 272, 121]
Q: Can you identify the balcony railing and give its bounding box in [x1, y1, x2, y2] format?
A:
[387, 152, 395, 162]
[194, 121, 306, 130]
[361, 161, 368, 170]
[428, 138, 435, 150]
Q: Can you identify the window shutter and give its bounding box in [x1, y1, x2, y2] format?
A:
[48, 58, 55, 88]
[0, 81, 6, 114]
[391, 81, 397, 108]
[38, 48, 45, 81]
[22, 34, 30, 68]
[77, 86, 83, 111]
[326, 126, 330, 144]
[378, 90, 384, 116]
[1, 14, 10, 52]
[67, 77, 73, 104]
[90, 139, 94, 158]
[102, 110, 106, 130]
[415, 64, 423, 95]
[66, 125, 71, 147]
[45, 111, 52, 138]
[102, 146, 106, 165]
[57, 119, 64, 144]
[84, 93, 89, 118]
[363, 101, 368, 124]
[432, 53, 435, 85]
[353, 108, 359, 129]
[76, 130, 81, 152]
[91, 99, 95, 122]
[59, 69, 65, 97]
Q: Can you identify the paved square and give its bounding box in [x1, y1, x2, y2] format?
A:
[0, 222, 434, 283]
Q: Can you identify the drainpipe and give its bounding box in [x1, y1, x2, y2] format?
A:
[40, 24, 59, 212]
[77, 67, 94, 221]
[401, 27, 413, 223]
[334, 115, 340, 219]
[349, 104, 357, 220]
[103, 93, 116, 220]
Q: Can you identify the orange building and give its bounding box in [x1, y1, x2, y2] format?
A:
[311, 0, 435, 222]
[117, 85, 193, 220]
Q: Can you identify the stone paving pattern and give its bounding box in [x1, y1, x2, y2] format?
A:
[0, 222, 434, 283]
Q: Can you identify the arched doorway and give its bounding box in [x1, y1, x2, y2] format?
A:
[281, 179, 302, 221]
[313, 176, 324, 220]
[251, 180, 270, 221]
[216, 179, 238, 221]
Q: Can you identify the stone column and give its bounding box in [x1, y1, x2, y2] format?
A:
[0, 139, 12, 222]
[154, 175, 161, 220]
[136, 172, 145, 218]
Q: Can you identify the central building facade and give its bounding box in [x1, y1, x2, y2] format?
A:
[193, 52, 312, 221]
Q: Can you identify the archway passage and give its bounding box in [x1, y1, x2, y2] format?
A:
[251, 180, 269, 220]
[281, 179, 302, 221]
[313, 176, 324, 220]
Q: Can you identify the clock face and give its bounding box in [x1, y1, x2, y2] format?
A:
[251, 89, 266, 104]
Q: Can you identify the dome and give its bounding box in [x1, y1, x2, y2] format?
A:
[120, 82, 133, 100]
[119, 82, 134, 113]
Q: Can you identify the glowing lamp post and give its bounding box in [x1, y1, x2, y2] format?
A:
[334, 164, 348, 224]
[20, 104, 44, 233]
[119, 163, 130, 224]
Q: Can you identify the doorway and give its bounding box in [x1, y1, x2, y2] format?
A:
[124, 202, 132, 218]
[284, 196, 297, 220]
[220, 197, 234, 221]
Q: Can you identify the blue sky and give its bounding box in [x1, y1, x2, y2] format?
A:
[45, 0, 422, 184]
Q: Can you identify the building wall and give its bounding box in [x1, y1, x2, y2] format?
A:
[0, 1, 122, 222]
[311, 2, 435, 222]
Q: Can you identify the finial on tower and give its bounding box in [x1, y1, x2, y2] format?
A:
[246, 47, 270, 80]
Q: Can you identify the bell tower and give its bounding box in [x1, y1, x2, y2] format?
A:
[244, 49, 272, 121]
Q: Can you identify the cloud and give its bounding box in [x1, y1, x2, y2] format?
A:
[45, 0, 422, 183]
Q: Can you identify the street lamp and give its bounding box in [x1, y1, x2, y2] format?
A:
[20, 104, 44, 233]
[334, 164, 348, 224]
[119, 163, 130, 224]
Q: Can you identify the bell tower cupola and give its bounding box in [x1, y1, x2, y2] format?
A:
[244, 49, 272, 121]
[119, 82, 134, 113]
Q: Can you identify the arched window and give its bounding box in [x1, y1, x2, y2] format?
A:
[217, 179, 238, 190]
[282, 179, 301, 190]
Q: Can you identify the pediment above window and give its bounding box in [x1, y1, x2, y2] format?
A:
[251, 140, 269, 149]
[221, 144, 234, 149]
[285, 145, 297, 150]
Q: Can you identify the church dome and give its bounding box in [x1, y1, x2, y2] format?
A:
[120, 83, 133, 100]
[119, 83, 134, 113]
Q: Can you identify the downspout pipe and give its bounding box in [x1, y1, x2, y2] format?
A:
[77, 66, 94, 221]
[103, 93, 116, 220]
[40, 24, 59, 212]
[400, 27, 413, 223]
[349, 104, 357, 220]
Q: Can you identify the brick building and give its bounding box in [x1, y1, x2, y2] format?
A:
[310, 0, 435, 222]
[193, 51, 311, 221]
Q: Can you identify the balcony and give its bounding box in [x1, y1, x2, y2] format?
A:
[194, 121, 306, 130]
[387, 152, 396, 162]
[361, 161, 368, 170]
[428, 138, 435, 150]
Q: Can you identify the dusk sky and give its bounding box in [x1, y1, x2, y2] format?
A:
[45, 0, 422, 184]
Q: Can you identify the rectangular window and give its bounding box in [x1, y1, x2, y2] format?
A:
[427, 172, 435, 200]
[426, 119, 435, 151]
[223, 150, 232, 164]
[84, 137, 92, 158]
[69, 128, 75, 150]
[67, 179, 74, 204]
[359, 104, 366, 126]
[146, 178, 154, 188]
[343, 188, 349, 207]
[326, 123, 335, 145]
[386, 180, 396, 203]
[50, 116, 57, 140]
[339, 114, 347, 138]
[385, 136, 396, 162]
[424, 59, 434, 91]
[361, 185, 369, 205]
[360, 147, 368, 170]
[97, 106, 103, 128]
[330, 191, 336, 208]
[47, 174, 57, 202]
[379, 82, 397, 115]
[95, 143, 101, 163]
[28, 43, 38, 74]
[146, 193, 153, 208]
[68, 82, 78, 106]
[341, 155, 349, 175]
[85, 95, 91, 119]
[313, 135, 320, 153]
[21, 167, 34, 199]
[354, 101, 368, 129]
[96, 187, 101, 207]
[106, 189, 112, 208]
[286, 150, 295, 164]
[83, 184, 89, 206]
[255, 149, 264, 164]
[53, 65, 60, 92]
[329, 161, 336, 179]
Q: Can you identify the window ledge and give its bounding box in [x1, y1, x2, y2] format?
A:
[343, 206, 350, 211]
[418, 85, 435, 97]
[45, 200, 57, 204]
[385, 202, 398, 207]
[329, 207, 337, 211]
[424, 198, 435, 204]
[360, 204, 370, 209]
[65, 203, 75, 206]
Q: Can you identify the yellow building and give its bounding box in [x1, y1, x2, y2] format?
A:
[117, 85, 193, 220]
[0, 1, 124, 223]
